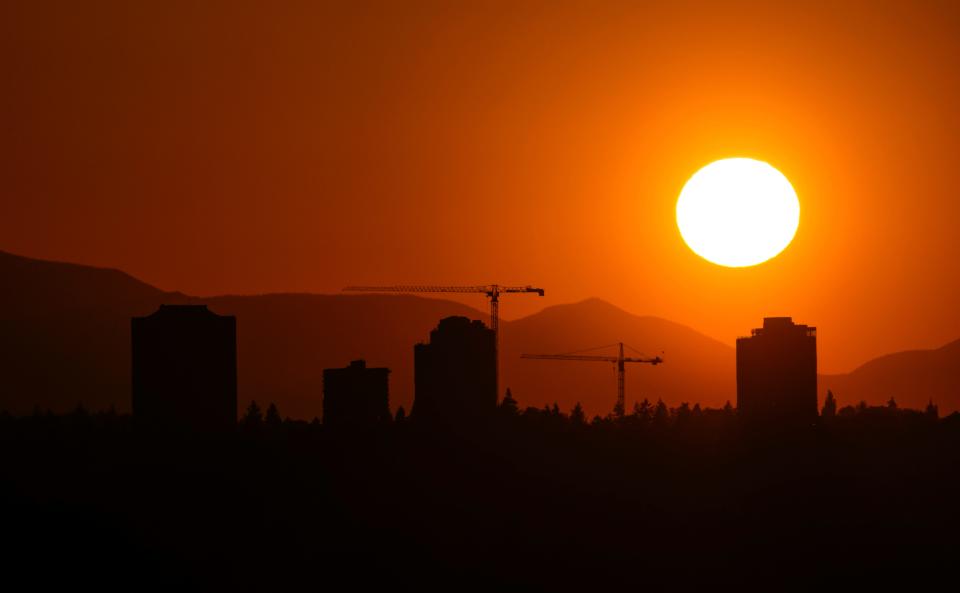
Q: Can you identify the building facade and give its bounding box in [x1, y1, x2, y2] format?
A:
[322, 359, 391, 425]
[736, 316, 818, 425]
[413, 316, 496, 423]
[131, 304, 237, 431]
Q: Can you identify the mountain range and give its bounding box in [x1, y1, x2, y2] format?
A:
[819, 339, 960, 412]
[1, 250, 957, 417]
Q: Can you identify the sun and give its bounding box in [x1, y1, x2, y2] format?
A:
[676, 158, 800, 267]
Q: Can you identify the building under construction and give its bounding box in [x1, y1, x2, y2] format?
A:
[413, 316, 496, 423]
[736, 316, 817, 425]
[131, 304, 237, 431]
[323, 359, 391, 426]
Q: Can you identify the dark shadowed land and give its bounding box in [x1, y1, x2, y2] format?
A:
[3, 249, 960, 418]
[2, 403, 958, 591]
[4, 248, 960, 590]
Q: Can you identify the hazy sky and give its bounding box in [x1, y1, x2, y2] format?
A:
[2, 1, 959, 373]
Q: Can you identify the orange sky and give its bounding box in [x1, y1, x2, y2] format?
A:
[2, 1, 959, 374]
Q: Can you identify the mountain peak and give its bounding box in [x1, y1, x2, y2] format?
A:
[533, 297, 632, 318]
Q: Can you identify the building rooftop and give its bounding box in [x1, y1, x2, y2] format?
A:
[136, 304, 225, 319]
[738, 316, 816, 340]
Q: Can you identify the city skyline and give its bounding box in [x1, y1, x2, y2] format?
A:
[6, 248, 959, 419]
[3, 2, 960, 375]
[3, 3, 960, 589]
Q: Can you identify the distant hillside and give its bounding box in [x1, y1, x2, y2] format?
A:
[0, 250, 484, 418]
[10, 250, 955, 419]
[501, 298, 736, 414]
[0, 250, 743, 418]
[819, 339, 960, 413]
[0, 250, 182, 415]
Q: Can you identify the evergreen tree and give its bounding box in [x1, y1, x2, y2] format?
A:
[653, 399, 670, 428]
[570, 402, 586, 425]
[612, 398, 625, 420]
[722, 400, 734, 416]
[265, 402, 282, 429]
[242, 400, 263, 429]
[500, 388, 519, 416]
[925, 399, 939, 420]
[886, 397, 898, 410]
[821, 390, 837, 418]
[71, 402, 88, 420]
[632, 398, 653, 424]
[395, 406, 406, 423]
[674, 402, 692, 426]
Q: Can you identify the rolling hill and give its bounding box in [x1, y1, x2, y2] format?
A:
[819, 339, 960, 412]
[4, 249, 956, 419]
[0, 250, 740, 418]
[501, 298, 735, 414]
[0, 250, 486, 418]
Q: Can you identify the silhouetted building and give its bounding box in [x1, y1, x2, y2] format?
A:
[131, 305, 237, 431]
[737, 316, 817, 425]
[413, 316, 496, 423]
[323, 360, 391, 426]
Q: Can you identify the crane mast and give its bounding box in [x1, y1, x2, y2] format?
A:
[521, 342, 662, 415]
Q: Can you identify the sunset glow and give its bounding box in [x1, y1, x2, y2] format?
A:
[676, 158, 800, 267]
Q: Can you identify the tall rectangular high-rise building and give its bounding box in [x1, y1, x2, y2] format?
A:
[736, 317, 817, 424]
[323, 360, 391, 426]
[413, 316, 496, 423]
[131, 304, 237, 431]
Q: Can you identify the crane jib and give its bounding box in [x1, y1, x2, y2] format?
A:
[342, 283, 545, 400]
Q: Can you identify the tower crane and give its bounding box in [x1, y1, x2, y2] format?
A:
[342, 284, 545, 396]
[521, 343, 662, 415]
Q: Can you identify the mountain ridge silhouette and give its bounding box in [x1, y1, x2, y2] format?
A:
[820, 337, 960, 412]
[2, 249, 957, 416]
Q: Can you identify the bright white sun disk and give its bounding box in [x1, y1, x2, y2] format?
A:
[676, 158, 799, 267]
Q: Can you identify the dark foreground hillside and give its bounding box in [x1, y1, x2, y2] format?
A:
[2, 408, 959, 591]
